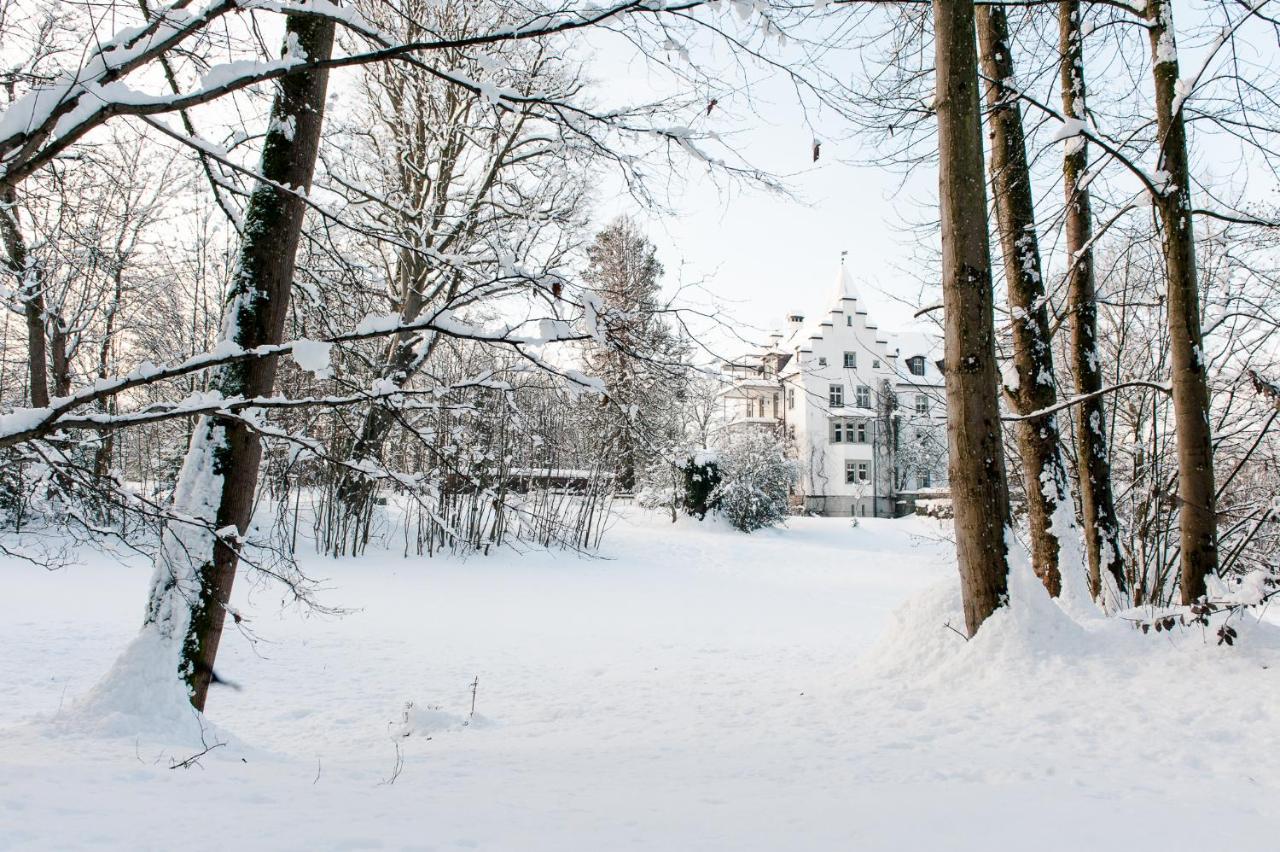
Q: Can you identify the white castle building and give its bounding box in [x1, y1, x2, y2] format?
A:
[718, 265, 948, 517]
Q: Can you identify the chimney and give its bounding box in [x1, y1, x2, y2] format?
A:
[787, 313, 804, 335]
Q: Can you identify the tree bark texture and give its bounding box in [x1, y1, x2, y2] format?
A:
[1145, 0, 1218, 603]
[144, 13, 334, 710]
[1058, 0, 1127, 598]
[976, 3, 1071, 598]
[0, 183, 51, 408]
[933, 0, 1012, 635]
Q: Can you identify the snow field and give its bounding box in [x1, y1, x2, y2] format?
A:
[2, 508, 1278, 850]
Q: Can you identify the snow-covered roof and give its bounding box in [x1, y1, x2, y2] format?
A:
[727, 263, 943, 384]
[834, 264, 862, 304]
[776, 264, 867, 350]
[730, 378, 780, 390]
[885, 329, 944, 385]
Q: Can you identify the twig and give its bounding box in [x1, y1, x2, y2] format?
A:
[169, 739, 225, 770]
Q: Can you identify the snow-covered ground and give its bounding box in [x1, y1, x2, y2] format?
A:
[3, 508, 1279, 851]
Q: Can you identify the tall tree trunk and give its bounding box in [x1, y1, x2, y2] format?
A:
[332, 83, 521, 540]
[93, 266, 126, 479]
[142, 14, 334, 711]
[976, 4, 1072, 598]
[1058, 0, 1127, 599]
[1145, 0, 1218, 603]
[0, 184, 50, 408]
[49, 316, 71, 397]
[331, 252, 445, 548]
[933, 0, 1012, 635]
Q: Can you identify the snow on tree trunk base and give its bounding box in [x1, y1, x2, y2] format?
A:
[71, 418, 229, 739]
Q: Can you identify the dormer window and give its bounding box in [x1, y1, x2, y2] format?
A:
[906, 356, 926, 376]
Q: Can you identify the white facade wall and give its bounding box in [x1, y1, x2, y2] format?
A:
[784, 295, 897, 517]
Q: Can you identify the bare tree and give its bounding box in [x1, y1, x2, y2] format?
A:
[1144, 0, 1218, 603]
[934, 0, 1011, 635]
[1, 181, 51, 408]
[324, 0, 590, 548]
[976, 3, 1073, 598]
[1056, 0, 1126, 600]
[141, 13, 335, 710]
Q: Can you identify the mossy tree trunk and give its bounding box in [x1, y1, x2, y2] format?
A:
[144, 13, 334, 711]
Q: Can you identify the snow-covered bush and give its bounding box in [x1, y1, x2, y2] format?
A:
[634, 455, 684, 518]
[634, 450, 721, 521]
[681, 450, 720, 520]
[711, 430, 795, 533]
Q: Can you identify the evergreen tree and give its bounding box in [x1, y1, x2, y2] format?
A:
[582, 217, 685, 492]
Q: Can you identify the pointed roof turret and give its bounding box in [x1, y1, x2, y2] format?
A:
[834, 256, 861, 304]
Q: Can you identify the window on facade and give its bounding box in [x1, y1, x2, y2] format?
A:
[817, 356, 827, 367]
[857, 462, 869, 482]
[772, 393, 779, 416]
[920, 470, 932, 488]
[744, 400, 753, 418]
[872, 358, 880, 369]
[843, 351, 856, 369]
[829, 384, 843, 407]
[907, 356, 926, 376]
[845, 460, 858, 484]
[830, 420, 845, 443]
[915, 394, 930, 415]
[856, 385, 871, 408]
[757, 398, 766, 418]
[787, 389, 795, 410]
[846, 315, 852, 326]
[856, 421, 868, 443]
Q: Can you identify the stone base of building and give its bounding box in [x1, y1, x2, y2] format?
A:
[800, 495, 908, 518]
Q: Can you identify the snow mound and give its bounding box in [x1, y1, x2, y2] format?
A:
[860, 544, 1089, 682]
[391, 702, 494, 739]
[51, 626, 228, 747]
[862, 540, 1280, 692]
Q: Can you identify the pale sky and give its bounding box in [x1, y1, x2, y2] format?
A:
[578, 0, 1279, 360]
[621, 148, 940, 354]
[581, 14, 943, 359]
